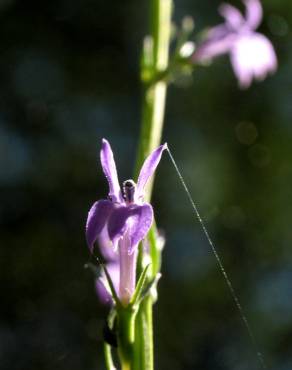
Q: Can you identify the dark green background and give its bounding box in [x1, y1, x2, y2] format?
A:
[1, 0, 291, 369]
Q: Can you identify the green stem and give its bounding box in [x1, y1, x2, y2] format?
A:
[133, 0, 172, 369]
[134, 0, 172, 198]
[104, 342, 116, 370]
[117, 306, 137, 370]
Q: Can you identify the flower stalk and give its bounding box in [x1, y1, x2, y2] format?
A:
[135, 0, 172, 198]
[134, 0, 172, 369]
[117, 305, 138, 370]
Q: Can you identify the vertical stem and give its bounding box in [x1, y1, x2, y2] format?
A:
[134, 0, 172, 199]
[103, 1, 171, 368]
[117, 307, 137, 370]
[104, 342, 116, 370]
[133, 0, 172, 369]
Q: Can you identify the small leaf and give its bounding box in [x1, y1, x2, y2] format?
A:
[108, 307, 117, 329]
[104, 342, 117, 370]
[140, 273, 162, 303]
[130, 264, 151, 306]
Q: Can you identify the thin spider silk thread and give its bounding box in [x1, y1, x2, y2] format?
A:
[166, 146, 267, 370]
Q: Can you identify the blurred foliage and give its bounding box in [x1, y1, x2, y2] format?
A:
[1, 0, 292, 369]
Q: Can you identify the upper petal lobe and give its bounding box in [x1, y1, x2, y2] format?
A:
[219, 3, 244, 29]
[136, 143, 167, 199]
[100, 139, 122, 203]
[244, 0, 263, 30]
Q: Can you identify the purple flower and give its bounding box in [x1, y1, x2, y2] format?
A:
[86, 139, 166, 305]
[193, 0, 277, 88]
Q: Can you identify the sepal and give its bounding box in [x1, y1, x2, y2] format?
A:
[140, 273, 162, 303]
[129, 264, 151, 307]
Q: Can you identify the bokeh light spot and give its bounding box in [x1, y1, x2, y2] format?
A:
[268, 14, 289, 37]
[235, 121, 258, 145]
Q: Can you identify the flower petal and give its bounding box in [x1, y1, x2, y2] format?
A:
[96, 279, 112, 305]
[244, 0, 262, 30]
[98, 226, 119, 260]
[219, 3, 244, 29]
[193, 30, 237, 61]
[100, 139, 122, 203]
[86, 200, 114, 253]
[127, 204, 153, 254]
[95, 261, 119, 305]
[207, 24, 231, 41]
[136, 143, 167, 198]
[230, 33, 277, 88]
[107, 205, 131, 246]
[107, 204, 154, 254]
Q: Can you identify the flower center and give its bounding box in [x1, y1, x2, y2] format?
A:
[123, 179, 136, 204]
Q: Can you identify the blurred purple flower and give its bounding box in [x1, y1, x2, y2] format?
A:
[193, 0, 277, 88]
[86, 139, 166, 304]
